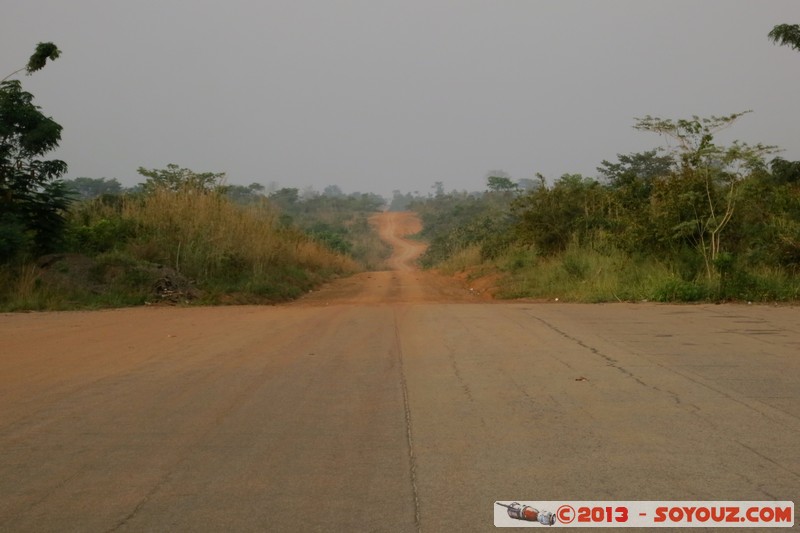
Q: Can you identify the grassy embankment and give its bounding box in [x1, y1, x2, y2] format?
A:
[435, 243, 800, 303]
[0, 188, 361, 310]
[412, 189, 800, 304]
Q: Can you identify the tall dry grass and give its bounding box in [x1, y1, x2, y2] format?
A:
[0, 264, 49, 310]
[121, 187, 358, 281]
[0, 186, 365, 308]
[435, 245, 483, 275]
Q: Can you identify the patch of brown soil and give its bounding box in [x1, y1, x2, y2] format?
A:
[451, 268, 503, 300]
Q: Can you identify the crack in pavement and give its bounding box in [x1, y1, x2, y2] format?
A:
[735, 440, 800, 480]
[393, 310, 421, 533]
[528, 312, 800, 431]
[531, 315, 650, 384]
[527, 314, 706, 415]
[104, 327, 328, 532]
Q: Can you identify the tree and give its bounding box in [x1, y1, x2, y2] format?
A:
[137, 164, 225, 193]
[513, 174, 606, 254]
[389, 190, 415, 211]
[596, 150, 675, 252]
[1, 42, 61, 83]
[770, 157, 800, 184]
[268, 187, 300, 211]
[597, 150, 673, 188]
[224, 182, 267, 204]
[64, 177, 123, 200]
[0, 42, 69, 262]
[322, 184, 344, 198]
[486, 175, 518, 193]
[248, 182, 265, 194]
[768, 24, 800, 52]
[634, 113, 777, 277]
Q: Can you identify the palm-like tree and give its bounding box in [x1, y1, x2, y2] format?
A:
[768, 24, 800, 52]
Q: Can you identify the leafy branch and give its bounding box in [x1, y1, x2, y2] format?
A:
[2, 42, 61, 83]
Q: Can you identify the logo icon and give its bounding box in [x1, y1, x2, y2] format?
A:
[496, 502, 556, 526]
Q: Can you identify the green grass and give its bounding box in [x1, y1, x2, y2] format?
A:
[497, 245, 673, 302]
[432, 242, 800, 304]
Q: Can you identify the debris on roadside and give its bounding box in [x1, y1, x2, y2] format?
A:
[152, 273, 200, 305]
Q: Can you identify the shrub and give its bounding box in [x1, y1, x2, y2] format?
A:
[68, 217, 136, 253]
[652, 278, 709, 302]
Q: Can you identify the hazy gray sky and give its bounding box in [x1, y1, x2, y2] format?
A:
[2, 1, 799, 196]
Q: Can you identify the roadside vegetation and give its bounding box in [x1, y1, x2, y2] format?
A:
[1, 165, 386, 309]
[0, 44, 389, 310]
[405, 26, 800, 304]
[265, 185, 390, 271]
[407, 115, 800, 303]
[4, 26, 800, 309]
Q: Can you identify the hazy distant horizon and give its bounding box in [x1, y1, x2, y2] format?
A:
[2, 1, 798, 197]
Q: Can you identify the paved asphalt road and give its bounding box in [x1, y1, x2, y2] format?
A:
[1, 212, 798, 531]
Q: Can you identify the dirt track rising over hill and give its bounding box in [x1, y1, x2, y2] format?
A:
[295, 211, 475, 304]
[1, 212, 799, 531]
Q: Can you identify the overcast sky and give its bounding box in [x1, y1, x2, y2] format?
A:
[2, 1, 799, 197]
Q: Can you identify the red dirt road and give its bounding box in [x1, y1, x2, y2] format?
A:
[1, 212, 799, 531]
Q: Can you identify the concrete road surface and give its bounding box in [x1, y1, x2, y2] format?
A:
[1, 212, 798, 531]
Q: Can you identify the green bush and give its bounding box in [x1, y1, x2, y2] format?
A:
[652, 278, 709, 302]
[502, 247, 537, 272]
[69, 217, 136, 254]
[308, 224, 353, 255]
